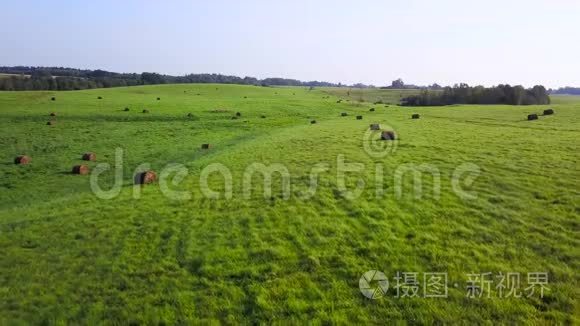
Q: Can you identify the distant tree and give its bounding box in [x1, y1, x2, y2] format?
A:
[551, 87, 580, 95]
[391, 78, 405, 89]
[141, 72, 165, 85]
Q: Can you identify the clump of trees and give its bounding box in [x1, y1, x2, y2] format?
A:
[401, 84, 550, 106]
[0, 66, 348, 91]
[380, 78, 441, 90]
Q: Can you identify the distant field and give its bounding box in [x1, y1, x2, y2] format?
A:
[0, 85, 578, 324]
[321, 87, 422, 104]
[551, 94, 580, 105]
[0, 73, 30, 79]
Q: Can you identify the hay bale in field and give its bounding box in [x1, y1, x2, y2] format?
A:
[341, 112, 348, 116]
[134, 170, 157, 184]
[370, 108, 375, 112]
[14, 155, 31, 165]
[527, 114, 538, 121]
[311, 120, 317, 124]
[51, 97, 56, 101]
[142, 109, 150, 113]
[49, 112, 56, 117]
[356, 115, 363, 120]
[72, 165, 89, 175]
[543, 109, 554, 115]
[381, 131, 396, 141]
[370, 123, 381, 130]
[82, 152, 96, 161]
[412, 114, 420, 119]
[201, 144, 210, 149]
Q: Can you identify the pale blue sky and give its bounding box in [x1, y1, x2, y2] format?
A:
[1, 0, 579, 87]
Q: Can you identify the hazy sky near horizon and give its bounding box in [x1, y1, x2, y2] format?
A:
[1, 0, 579, 88]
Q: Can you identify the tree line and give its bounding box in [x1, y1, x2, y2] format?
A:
[0, 66, 344, 91]
[550, 87, 580, 95]
[401, 84, 550, 106]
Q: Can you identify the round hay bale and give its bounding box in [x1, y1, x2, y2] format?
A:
[82, 152, 96, 161]
[142, 109, 150, 114]
[543, 109, 554, 115]
[370, 108, 375, 112]
[72, 165, 89, 175]
[381, 131, 396, 141]
[14, 155, 31, 165]
[51, 97, 56, 101]
[370, 123, 381, 130]
[47, 121, 55, 126]
[134, 170, 157, 185]
[49, 112, 57, 117]
[356, 115, 363, 120]
[341, 112, 348, 117]
[236, 112, 242, 117]
[123, 107, 130, 111]
[201, 144, 210, 149]
[527, 114, 538, 121]
[412, 114, 420, 119]
[311, 120, 317, 124]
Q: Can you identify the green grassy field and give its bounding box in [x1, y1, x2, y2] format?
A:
[0, 85, 578, 324]
[321, 87, 421, 104]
